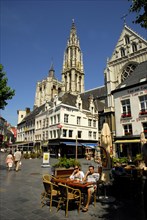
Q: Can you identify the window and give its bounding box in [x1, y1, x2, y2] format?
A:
[64, 114, 69, 123]
[63, 129, 67, 137]
[88, 131, 92, 138]
[50, 117, 53, 125]
[78, 103, 81, 110]
[132, 42, 137, 52]
[53, 130, 56, 138]
[88, 119, 92, 126]
[121, 99, 131, 118]
[93, 132, 97, 139]
[50, 131, 52, 139]
[93, 120, 96, 127]
[124, 124, 132, 135]
[69, 130, 73, 138]
[120, 47, 125, 57]
[139, 95, 147, 115]
[77, 131, 82, 138]
[45, 131, 48, 140]
[125, 35, 130, 44]
[54, 115, 56, 124]
[43, 119, 45, 128]
[77, 117, 81, 125]
[57, 114, 60, 123]
[121, 63, 137, 82]
[143, 122, 147, 133]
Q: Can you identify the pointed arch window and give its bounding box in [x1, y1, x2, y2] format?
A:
[120, 47, 125, 57]
[132, 42, 137, 52]
[125, 35, 130, 44]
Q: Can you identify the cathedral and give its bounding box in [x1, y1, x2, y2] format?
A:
[17, 20, 147, 159]
[34, 20, 85, 108]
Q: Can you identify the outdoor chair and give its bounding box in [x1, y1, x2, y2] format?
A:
[41, 179, 59, 211]
[42, 174, 52, 181]
[42, 174, 58, 182]
[57, 183, 82, 217]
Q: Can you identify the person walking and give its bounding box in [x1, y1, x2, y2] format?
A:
[5, 150, 14, 171]
[14, 149, 22, 171]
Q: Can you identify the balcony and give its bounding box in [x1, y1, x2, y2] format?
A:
[121, 113, 132, 118]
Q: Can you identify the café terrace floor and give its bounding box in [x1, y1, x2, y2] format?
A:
[0, 152, 146, 220]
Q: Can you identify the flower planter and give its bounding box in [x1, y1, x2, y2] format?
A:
[52, 167, 74, 178]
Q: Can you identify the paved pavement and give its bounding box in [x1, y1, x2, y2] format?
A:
[0, 152, 146, 220]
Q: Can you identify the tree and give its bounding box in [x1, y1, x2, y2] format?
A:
[0, 64, 15, 110]
[128, 0, 147, 29]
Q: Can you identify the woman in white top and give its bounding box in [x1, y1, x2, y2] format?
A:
[69, 166, 84, 182]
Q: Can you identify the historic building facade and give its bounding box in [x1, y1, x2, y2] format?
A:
[17, 21, 147, 158]
[112, 61, 147, 158]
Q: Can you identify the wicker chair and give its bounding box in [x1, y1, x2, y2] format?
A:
[57, 183, 81, 217]
[42, 174, 52, 181]
[41, 179, 59, 211]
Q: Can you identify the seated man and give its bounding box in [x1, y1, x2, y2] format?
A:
[82, 165, 100, 212]
[69, 166, 84, 182]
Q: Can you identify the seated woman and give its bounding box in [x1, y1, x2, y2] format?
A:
[69, 166, 84, 182]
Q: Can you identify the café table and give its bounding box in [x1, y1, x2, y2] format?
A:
[52, 177, 95, 204]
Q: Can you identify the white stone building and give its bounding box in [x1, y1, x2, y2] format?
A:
[35, 92, 98, 157]
[112, 61, 147, 158]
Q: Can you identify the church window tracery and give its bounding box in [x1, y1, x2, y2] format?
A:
[121, 63, 137, 82]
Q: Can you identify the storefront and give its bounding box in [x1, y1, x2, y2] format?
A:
[114, 139, 142, 158]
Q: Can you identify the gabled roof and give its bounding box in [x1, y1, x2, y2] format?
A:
[109, 25, 147, 62]
[58, 89, 106, 112]
[112, 61, 147, 94]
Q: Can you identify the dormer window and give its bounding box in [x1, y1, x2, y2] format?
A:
[78, 103, 81, 109]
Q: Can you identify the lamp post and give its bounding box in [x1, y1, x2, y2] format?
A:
[75, 135, 78, 160]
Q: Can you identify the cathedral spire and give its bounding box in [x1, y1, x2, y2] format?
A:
[62, 20, 85, 95]
[48, 61, 55, 78]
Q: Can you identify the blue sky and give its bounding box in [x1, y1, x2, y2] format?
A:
[1, 0, 147, 126]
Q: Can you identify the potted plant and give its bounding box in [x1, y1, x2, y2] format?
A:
[52, 156, 81, 178]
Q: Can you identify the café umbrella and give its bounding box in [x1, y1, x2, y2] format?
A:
[101, 123, 112, 168]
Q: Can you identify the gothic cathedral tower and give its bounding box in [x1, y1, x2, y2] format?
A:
[62, 20, 85, 95]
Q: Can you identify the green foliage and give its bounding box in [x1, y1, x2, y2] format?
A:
[30, 152, 36, 159]
[112, 157, 128, 164]
[0, 64, 15, 109]
[23, 152, 30, 159]
[128, 0, 147, 29]
[53, 156, 81, 168]
[133, 154, 143, 162]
